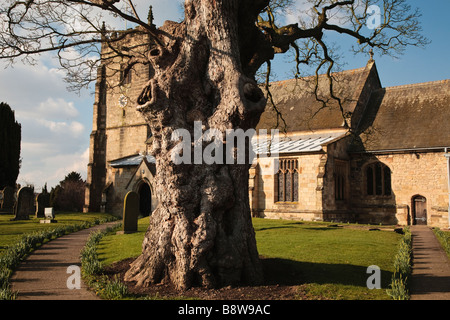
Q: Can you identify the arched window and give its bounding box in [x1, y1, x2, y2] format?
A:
[366, 163, 392, 196]
[120, 64, 132, 85]
[335, 160, 348, 201]
[276, 159, 299, 202]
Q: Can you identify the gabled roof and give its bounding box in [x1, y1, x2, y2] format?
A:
[353, 79, 450, 152]
[109, 154, 156, 168]
[256, 61, 381, 133]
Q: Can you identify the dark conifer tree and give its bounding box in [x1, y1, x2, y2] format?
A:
[0, 102, 21, 189]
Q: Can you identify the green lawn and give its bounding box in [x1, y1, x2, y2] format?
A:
[97, 216, 150, 265]
[96, 217, 401, 300]
[253, 218, 401, 300]
[0, 212, 116, 255]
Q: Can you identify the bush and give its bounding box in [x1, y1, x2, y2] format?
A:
[101, 275, 129, 300]
[386, 227, 412, 300]
[81, 223, 129, 300]
[50, 172, 86, 212]
[81, 230, 104, 276]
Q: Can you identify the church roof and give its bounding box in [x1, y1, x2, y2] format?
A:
[256, 61, 380, 132]
[253, 132, 346, 155]
[110, 154, 156, 167]
[352, 79, 450, 152]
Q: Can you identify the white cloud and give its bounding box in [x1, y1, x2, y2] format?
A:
[0, 1, 187, 192]
[0, 56, 92, 190]
[36, 98, 79, 119]
[18, 147, 89, 191]
[282, 1, 314, 26]
[36, 119, 85, 137]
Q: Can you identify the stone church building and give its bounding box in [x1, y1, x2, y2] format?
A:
[84, 43, 450, 229]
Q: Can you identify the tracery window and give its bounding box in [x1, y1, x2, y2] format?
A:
[276, 159, 299, 202]
[365, 163, 392, 196]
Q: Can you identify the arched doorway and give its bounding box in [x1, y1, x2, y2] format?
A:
[412, 195, 427, 225]
[138, 183, 152, 217]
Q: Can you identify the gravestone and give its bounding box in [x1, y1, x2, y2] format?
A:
[13, 187, 34, 220]
[40, 207, 57, 223]
[35, 193, 50, 218]
[1, 186, 15, 213]
[44, 207, 55, 219]
[118, 191, 139, 234]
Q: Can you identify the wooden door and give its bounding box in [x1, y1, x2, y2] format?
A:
[414, 196, 427, 225]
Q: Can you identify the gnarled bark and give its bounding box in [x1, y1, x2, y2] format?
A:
[124, 0, 268, 290]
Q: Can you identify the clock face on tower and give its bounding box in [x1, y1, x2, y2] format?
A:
[118, 94, 128, 108]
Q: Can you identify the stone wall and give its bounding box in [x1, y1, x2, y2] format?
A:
[251, 153, 327, 221]
[321, 136, 354, 222]
[85, 30, 153, 212]
[350, 151, 449, 228]
[105, 125, 149, 162]
[104, 160, 158, 217]
[250, 141, 449, 228]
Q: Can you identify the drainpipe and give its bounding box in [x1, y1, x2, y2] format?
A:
[445, 148, 450, 229]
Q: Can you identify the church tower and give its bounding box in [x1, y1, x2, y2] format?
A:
[84, 61, 107, 213]
[84, 25, 155, 215]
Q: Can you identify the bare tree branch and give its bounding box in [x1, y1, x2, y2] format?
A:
[0, 0, 428, 99]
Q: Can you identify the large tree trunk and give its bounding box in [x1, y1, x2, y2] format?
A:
[124, 0, 269, 290]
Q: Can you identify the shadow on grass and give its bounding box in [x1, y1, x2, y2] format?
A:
[255, 226, 299, 232]
[300, 227, 343, 231]
[261, 257, 392, 288]
[254, 222, 305, 232]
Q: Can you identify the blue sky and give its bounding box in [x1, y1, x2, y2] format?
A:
[271, 0, 450, 87]
[0, 0, 449, 190]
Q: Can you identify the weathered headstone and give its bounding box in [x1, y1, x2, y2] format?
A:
[40, 207, 57, 223]
[35, 193, 50, 218]
[44, 207, 55, 219]
[13, 187, 34, 220]
[118, 191, 139, 234]
[1, 186, 15, 213]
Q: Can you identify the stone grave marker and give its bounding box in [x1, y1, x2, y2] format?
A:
[44, 207, 55, 219]
[12, 187, 34, 220]
[35, 193, 50, 218]
[40, 207, 57, 223]
[117, 191, 139, 234]
[1, 186, 15, 213]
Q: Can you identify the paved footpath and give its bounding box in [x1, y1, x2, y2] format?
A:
[10, 221, 118, 300]
[409, 225, 450, 300]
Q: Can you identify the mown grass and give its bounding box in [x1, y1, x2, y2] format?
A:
[433, 228, 450, 258]
[96, 216, 150, 265]
[96, 217, 402, 300]
[253, 218, 401, 300]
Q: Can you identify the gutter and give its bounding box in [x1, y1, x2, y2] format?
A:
[350, 146, 449, 155]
